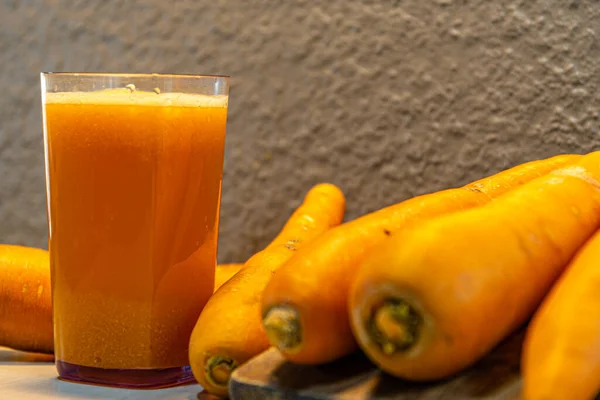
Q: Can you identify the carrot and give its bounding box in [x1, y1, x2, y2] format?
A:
[214, 263, 243, 292]
[522, 230, 600, 400]
[0, 245, 53, 354]
[189, 183, 345, 397]
[348, 151, 600, 381]
[261, 154, 578, 365]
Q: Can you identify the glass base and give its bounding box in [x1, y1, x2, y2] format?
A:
[56, 360, 195, 389]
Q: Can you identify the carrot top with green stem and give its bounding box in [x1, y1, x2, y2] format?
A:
[189, 183, 345, 398]
[349, 151, 600, 380]
[261, 154, 578, 365]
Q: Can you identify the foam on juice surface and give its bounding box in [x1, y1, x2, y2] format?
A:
[45, 88, 228, 108]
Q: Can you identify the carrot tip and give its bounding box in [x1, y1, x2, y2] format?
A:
[205, 355, 238, 388]
[368, 299, 422, 355]
[263, 306, 302, 353]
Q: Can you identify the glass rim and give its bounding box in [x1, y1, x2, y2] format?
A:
[40, 72, 230, 79]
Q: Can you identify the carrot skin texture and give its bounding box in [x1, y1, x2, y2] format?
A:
[262, 154, 578, 364]
[189, 184, 345, 397]
[214, 264, 243, 292]
[350, 152, 600, 380]
[263, 189, 487, 364]
[523, 230, 600, 400]
[0, 245, 53, 354]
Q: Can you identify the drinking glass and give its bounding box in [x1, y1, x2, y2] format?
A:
[41, 73, 229, 388]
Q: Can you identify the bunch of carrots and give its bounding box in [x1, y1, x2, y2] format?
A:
[3, 152, 600, 400]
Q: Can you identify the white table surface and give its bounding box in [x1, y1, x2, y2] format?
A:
[0, 347, 218, 399]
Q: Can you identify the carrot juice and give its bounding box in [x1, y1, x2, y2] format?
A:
[42, 74, 228, 388]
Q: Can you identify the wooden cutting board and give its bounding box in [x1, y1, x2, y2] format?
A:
[230, 330, 525, 399]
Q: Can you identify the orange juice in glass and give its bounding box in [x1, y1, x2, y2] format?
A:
[41, 73, 229, 388]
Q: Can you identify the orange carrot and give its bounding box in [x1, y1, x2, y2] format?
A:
[0, 245, 53, 354]
[261, 154, 578, 365]
[523, 229, 600, 400]
[189, 184, 345, 397]
[214, 263, 243, 292]
[349, 151, 600, 381]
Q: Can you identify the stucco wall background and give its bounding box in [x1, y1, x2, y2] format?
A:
[1, 0, 599, 263]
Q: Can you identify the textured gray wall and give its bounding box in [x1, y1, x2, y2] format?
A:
[1, 0, 599, 263]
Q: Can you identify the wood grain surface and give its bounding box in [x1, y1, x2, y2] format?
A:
[230, 330, 525, 400]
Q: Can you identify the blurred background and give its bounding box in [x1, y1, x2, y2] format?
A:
[1, 0, 599, 263]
